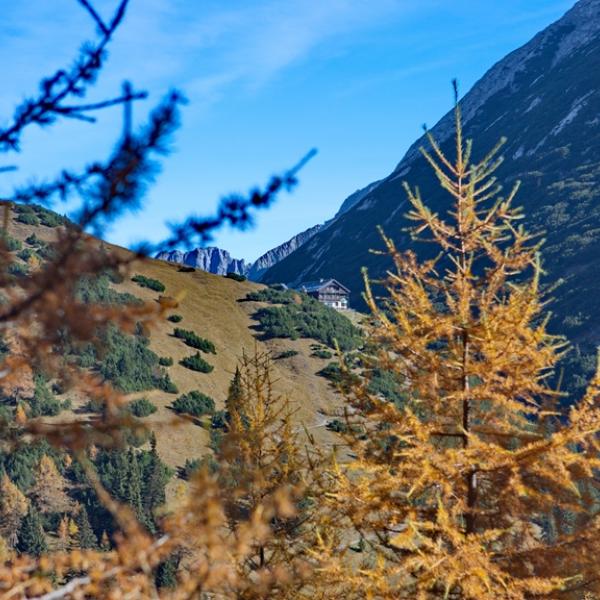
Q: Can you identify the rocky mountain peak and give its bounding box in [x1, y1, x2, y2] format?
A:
[155, 225, 323, 280]
[155, 246, 248, 276]
[247, 225, 322, 281]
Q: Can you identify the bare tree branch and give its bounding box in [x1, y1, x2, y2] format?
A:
[0, 0, 133, 153]
[153, 147, 317, 253]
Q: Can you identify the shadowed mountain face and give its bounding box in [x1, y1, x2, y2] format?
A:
[247, 224, 322, 281]
[263, 0, 600, 350]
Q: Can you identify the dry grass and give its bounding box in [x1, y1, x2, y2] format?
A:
[117, 259, 345, 470]
[5, 214, 347, 500]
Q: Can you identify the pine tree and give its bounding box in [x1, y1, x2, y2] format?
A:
[0, 474, 28, 546]
[123, 448, 153, 531]
[16, 508, 47, 557]
[124, 449, 143, 516]
[143, 433, 168, 517]
[320, 93, 600, 599]
[75, 507, 98, 550]
[155, 553, 179, 589]
[225, 366, 243, 416]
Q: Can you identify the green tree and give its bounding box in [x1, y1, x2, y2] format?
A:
[173, 328, 216, 354]
[125, 449, 144, 522]
[172, 391, 216, 416]
[143, 434, 168, 514]
[179, 352, 214, 373]
[155, 553, 179, 589]
[225, 367, 243, 416]
[28, 375, 62, 417]
[126, 397, 157, 418]
[16, 508, 47, 557]
[76, 507, 98, 550]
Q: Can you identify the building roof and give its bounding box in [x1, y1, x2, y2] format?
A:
[295, 278, 350, 294]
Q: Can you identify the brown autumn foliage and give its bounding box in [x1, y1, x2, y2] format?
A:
[0, 475, 28, 548]
[315, 98, 600, 599]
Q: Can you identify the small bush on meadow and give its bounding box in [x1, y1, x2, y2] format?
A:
[179, 353, 214, 373]
[172, 390, 215, 416]
[17, 248, 35, 262]
[275, 349, 299, 360]
[127, 397, 157, 418]
[225, 272, 246, 282]
[173, 328, 216, 354]
[15, 206, 40, 226]
[131, 274, 166, 293]
[1, 234, 22, 252]
[9, 262, 29, 277]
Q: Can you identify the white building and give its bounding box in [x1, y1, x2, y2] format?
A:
[296, 278, 350, 310]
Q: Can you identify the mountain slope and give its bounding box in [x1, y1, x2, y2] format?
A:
[263, 0, 600, 351]
[247, 224, 322, 281]
[112, 257, 345, 474]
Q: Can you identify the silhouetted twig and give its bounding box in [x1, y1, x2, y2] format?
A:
[0, 0, 134, 153]
[151, 147, 318, 253]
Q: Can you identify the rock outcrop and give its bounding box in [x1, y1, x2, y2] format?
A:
[155, 225, 322, 280]
[155, 247, 248, 276]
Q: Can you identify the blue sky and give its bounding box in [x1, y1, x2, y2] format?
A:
[0, 0, 573, 261]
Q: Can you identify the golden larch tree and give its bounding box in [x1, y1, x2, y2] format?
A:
[57, 516, 69, 550]
[0, 474, 28, 547]
[318, 94, 600, 599]
[213, 349, 316, 598]
[30, 454, 72, 515]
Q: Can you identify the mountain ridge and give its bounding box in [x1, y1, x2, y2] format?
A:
[155, 224, 323, 281]
[262, 0, 600, 362]
[155, 247, 249, 276]
[154, 170, 378, 281]
[247, 224, 322, 281]
[391, 0, 600, 177]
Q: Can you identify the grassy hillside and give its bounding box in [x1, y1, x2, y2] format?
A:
[116, 257, 347, 472]
[2, 209, 349, 500]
